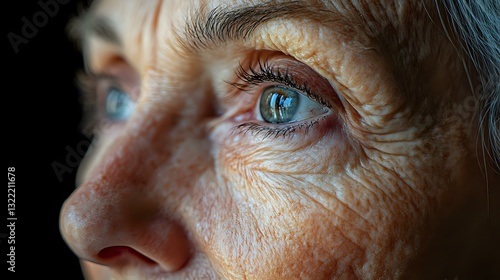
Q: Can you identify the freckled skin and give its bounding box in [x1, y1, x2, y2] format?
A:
[60, 0, 499, 279]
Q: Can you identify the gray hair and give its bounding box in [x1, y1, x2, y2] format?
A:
[441, 0, 500, 171]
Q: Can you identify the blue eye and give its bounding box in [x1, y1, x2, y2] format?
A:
[104, 87, 135, 121]
[258, 85, 328, 124]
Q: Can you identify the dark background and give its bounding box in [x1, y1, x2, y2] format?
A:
[5, 0, 89, 279]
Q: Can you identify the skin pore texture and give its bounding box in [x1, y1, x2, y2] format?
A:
[59, 0, 499, 279]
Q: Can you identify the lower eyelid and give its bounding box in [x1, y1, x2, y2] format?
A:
[231, 114, 330, 140]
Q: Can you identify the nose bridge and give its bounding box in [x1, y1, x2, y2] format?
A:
[60, 85, 210, 271]
[60, 128, 168, 258]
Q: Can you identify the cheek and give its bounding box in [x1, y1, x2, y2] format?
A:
[197, 116, 448, 278]
[196, 173, 368, 279]
[194, 121, 375, 278]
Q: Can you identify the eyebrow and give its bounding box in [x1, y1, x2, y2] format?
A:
[181, 1, 333, 52]
[77, 1, 338, 51]
[86, 17, 121, 46]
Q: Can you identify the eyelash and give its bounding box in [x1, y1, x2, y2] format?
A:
[229, 58, 331, 138]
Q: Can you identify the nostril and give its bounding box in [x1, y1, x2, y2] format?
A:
[98, 246, 157, 265]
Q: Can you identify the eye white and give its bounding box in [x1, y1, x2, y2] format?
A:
[257, 85, 329, 124]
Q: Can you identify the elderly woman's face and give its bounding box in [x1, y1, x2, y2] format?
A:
[59, 0, 497, 279]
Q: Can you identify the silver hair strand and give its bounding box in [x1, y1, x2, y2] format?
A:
[442, 0, 500, 171]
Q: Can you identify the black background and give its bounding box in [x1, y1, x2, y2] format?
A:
[5, 0, 88, 279]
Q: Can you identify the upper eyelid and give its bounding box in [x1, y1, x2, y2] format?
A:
[76, 72, 130, 134]
[77, 71, 137, 98]
[76, 72, 121, 107]
[76, 71, 115, 91]
[228, 57, 333, 109]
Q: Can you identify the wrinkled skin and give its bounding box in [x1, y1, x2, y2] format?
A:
[59, 0, 499, 279]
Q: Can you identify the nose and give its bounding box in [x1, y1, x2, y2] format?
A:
[59, 109, 208, 273]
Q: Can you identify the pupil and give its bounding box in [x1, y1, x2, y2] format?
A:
[260, 86, 299, 124]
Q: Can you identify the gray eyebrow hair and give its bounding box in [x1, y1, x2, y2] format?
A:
[87, 16, 121, 46]
[180, 0, 332, 52]
[66, 9, 121, 50]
